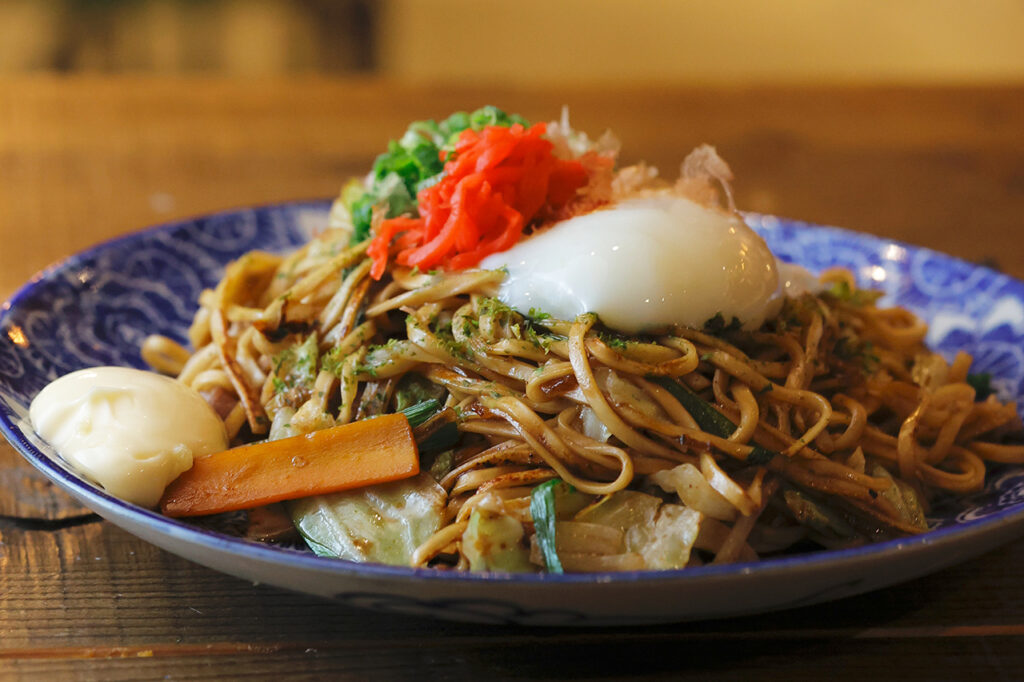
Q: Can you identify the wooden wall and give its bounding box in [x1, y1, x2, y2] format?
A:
[1, 0, 1023, 83]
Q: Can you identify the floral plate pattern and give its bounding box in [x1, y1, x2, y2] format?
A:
[2, 202, 1024, 625]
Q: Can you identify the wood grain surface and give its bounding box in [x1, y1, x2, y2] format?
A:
[2, 77, 1024, 680]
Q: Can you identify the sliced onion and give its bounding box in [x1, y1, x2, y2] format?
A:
[579, 405, 612, 443]
[650, 463, 737, 521]
[594, 367, 667, 421]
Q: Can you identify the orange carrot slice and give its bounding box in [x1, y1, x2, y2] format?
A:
[160, 413, 419, 517]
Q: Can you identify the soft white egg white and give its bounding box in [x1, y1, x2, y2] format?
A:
[481, 195, 786, 333]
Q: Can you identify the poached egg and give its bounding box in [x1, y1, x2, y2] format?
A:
[481, 195, 785, 333]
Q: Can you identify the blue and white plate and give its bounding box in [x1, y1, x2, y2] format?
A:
[3, 201, 1024, 626]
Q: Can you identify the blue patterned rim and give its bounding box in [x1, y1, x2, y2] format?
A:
[2, 200, 1024, 588]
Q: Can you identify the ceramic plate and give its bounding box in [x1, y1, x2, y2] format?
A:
[4, 201, 1024, 626]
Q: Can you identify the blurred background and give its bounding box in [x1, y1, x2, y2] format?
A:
[1, 0, 1023, 83]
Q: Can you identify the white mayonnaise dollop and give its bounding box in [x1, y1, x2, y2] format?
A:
[481, 196, 783, 333]
[29, 367, 228, 508]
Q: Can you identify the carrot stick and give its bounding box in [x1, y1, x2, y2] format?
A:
[160, 413, 420, 517]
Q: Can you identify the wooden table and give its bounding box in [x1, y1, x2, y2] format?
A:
[2, 77, 1024, 680]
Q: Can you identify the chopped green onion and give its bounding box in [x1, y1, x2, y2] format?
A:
[417, 420, 460, 456]
[347, 106, 530, 244]
[530, 479, 564, 574]
[967, 372, 994, 400]
[398, 398, 441, 428]
[825, 280, 884, 306]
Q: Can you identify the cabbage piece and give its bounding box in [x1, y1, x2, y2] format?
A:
[576, 490, 702, 570]
[528, 540, 645, 572]
[577, 490, 661, 532]
[462, 509, 533, 572]
[553, 485, 594, 520]
[638, 504, 702, 569]
[553, 521, 625, 554]
[289, 473, 445, 565]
